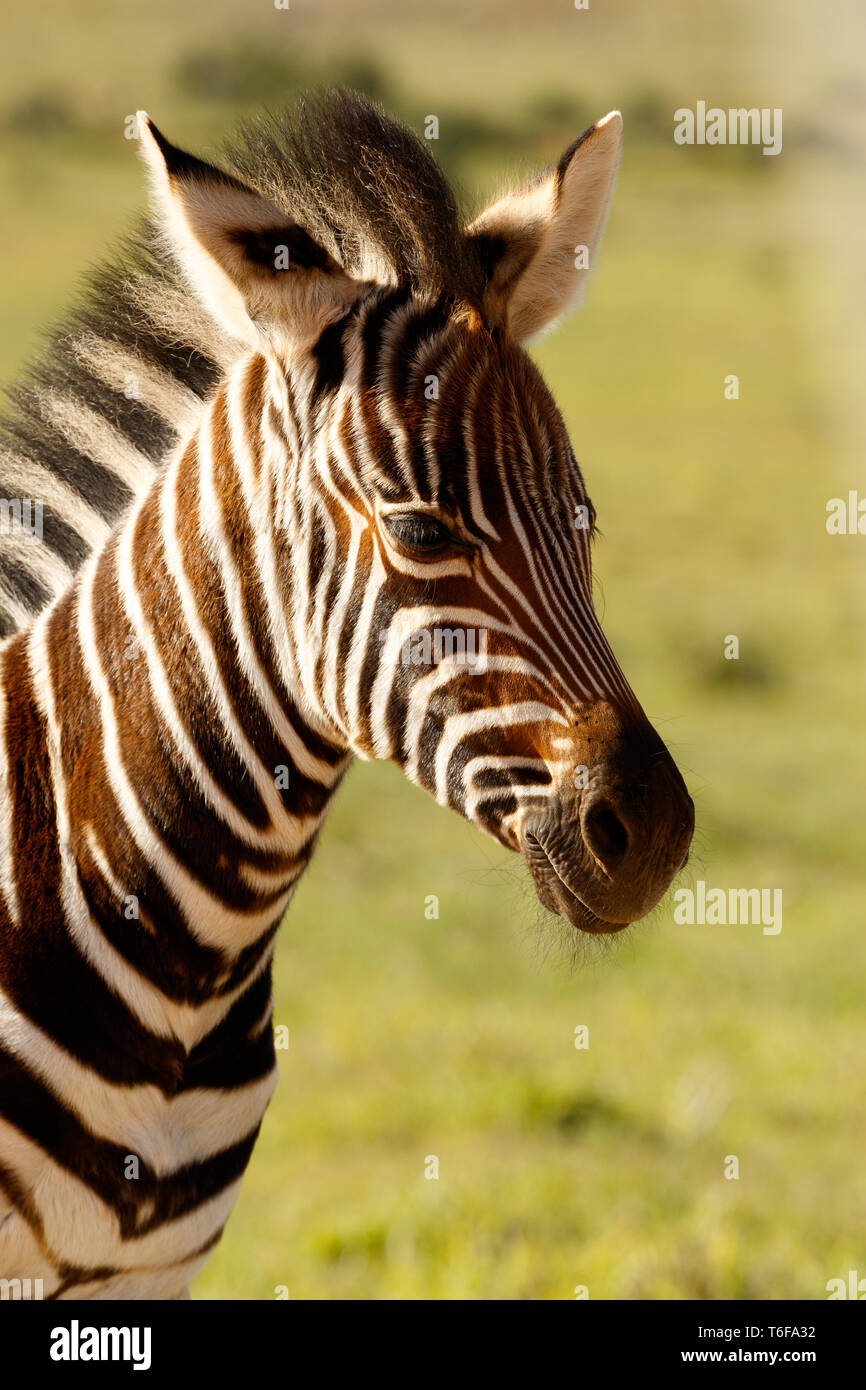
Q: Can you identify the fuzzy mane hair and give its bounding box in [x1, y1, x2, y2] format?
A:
[223, 89, 485, 301]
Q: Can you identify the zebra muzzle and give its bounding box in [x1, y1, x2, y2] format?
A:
[520, 728, 695, 933]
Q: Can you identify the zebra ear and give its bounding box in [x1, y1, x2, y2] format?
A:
[136, 113, 363, 350]
[466, 112, 622, 342]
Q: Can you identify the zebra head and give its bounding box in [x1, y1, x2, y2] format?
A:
[138, 93, 694, 935]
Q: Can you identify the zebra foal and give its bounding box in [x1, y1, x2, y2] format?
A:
[0, 92, 693, 1298]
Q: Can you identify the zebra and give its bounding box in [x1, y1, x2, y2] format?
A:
[0, 91, 694, 1299]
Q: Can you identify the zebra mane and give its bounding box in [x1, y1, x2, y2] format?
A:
[0, 89, 482, 638]
[222, 89, 485, 302]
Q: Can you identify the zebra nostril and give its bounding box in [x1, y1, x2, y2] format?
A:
[583, 799, 629, 871]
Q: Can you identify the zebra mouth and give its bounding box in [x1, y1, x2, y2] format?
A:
[523, 832, 630, 936]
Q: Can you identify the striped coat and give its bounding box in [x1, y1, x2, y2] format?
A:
[0, 92, 693, 1298]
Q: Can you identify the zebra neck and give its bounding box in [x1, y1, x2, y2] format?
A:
[22, 362, 351, 986]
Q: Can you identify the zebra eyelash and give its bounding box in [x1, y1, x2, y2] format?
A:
[382, 512, 465, 556]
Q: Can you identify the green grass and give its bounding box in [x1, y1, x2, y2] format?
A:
[1, 0, 863, 1300]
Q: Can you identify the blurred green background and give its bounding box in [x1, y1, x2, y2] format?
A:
[1, 0, 864, 1299]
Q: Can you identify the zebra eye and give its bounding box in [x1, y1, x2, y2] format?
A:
[384, 513, 455, 554]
